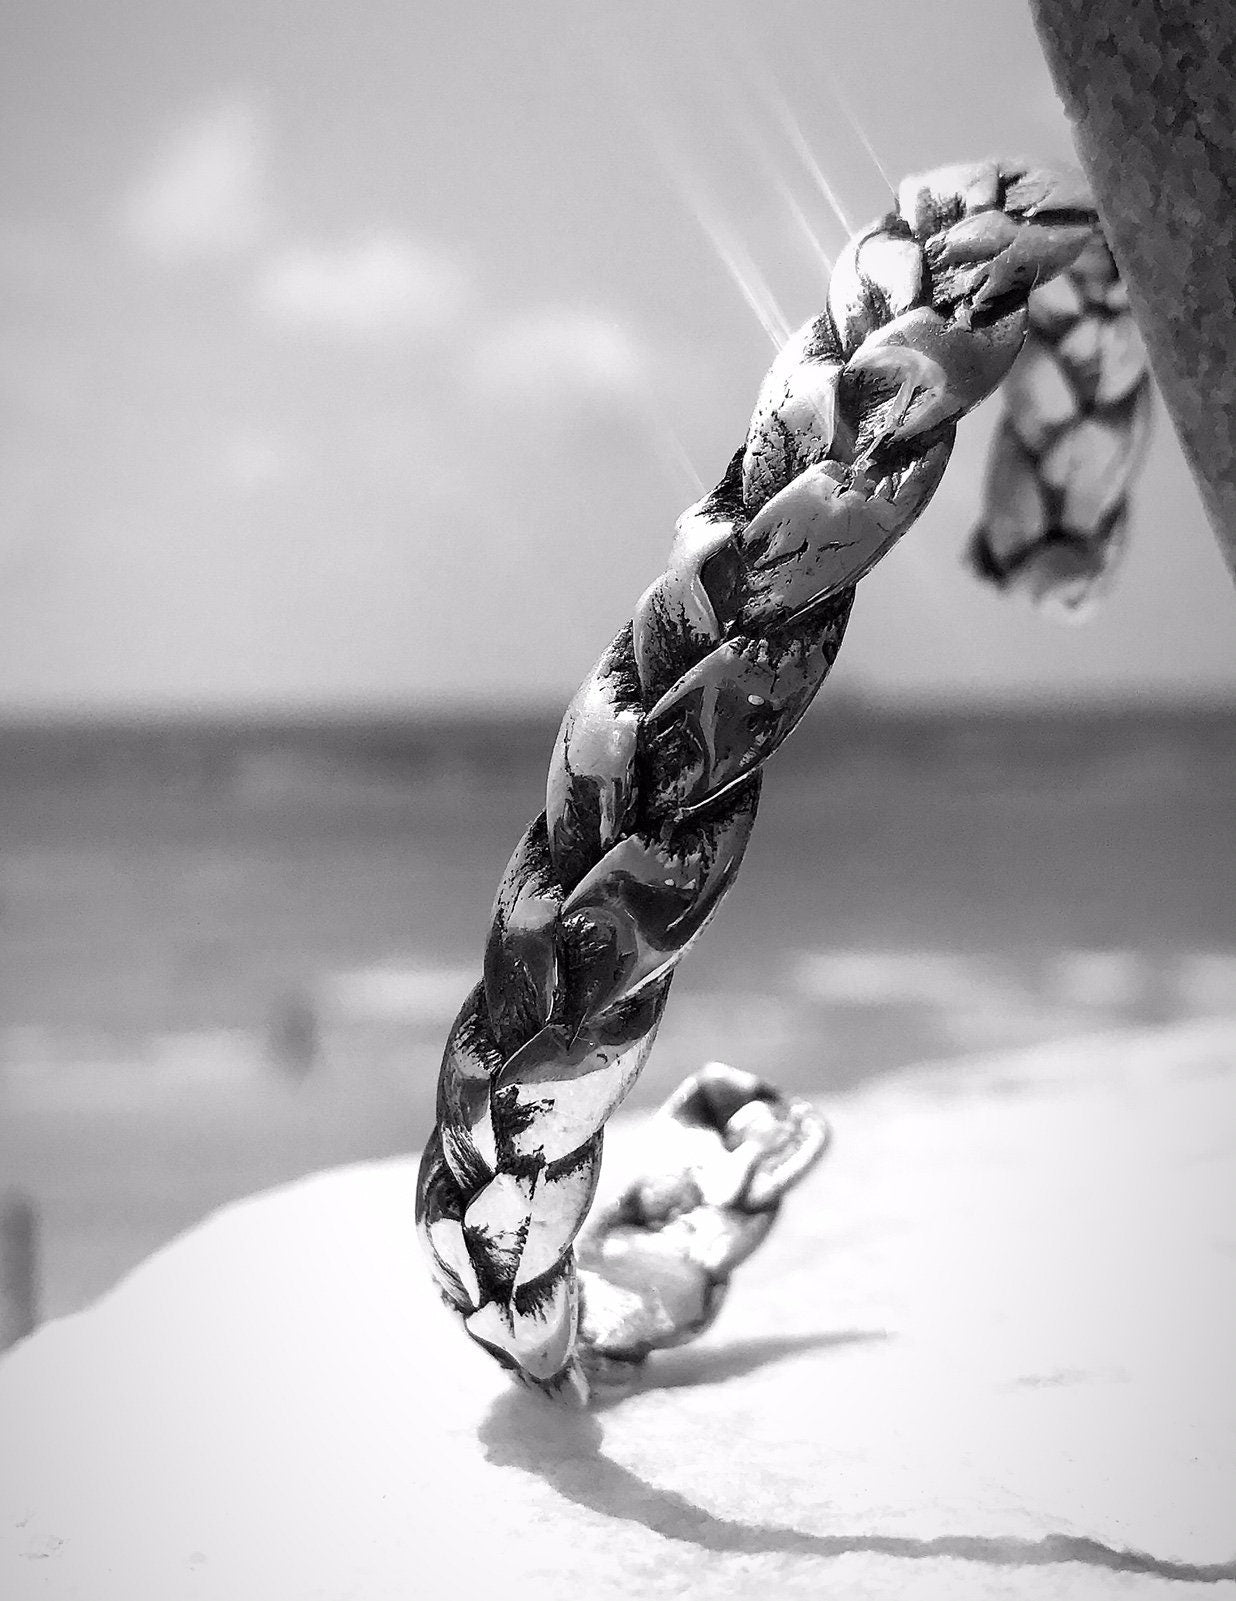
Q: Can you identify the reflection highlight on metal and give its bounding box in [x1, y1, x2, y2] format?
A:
[417, 159, 1152, 1403]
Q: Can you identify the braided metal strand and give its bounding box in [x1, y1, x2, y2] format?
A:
[417, 159, 1150, 1404]
[969, 234, 1152, 613]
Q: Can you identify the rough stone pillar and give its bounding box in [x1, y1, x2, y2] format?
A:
[1030, 0, 1236, 578]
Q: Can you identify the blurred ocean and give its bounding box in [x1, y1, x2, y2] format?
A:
[2, 706, 1234, 1321]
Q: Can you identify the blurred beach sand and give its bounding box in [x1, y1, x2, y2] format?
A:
[4, 1014, 1234, 1598]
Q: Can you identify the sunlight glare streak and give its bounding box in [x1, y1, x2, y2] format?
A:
[580, 18, 792, 352]
[774, 177, 835, 276]
[708, 231, 792, 350]
[820, 61, 898, 202]
[671, 170, 793, 349]
[708, 16, 856, 247]
[720, 90, 838, 280]
[654, 421, 706, 499]
[765, 87, 855, 239]
[682, 88, 846, 443]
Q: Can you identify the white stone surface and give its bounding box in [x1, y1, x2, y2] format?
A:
[2, 1023, 1234, 1600]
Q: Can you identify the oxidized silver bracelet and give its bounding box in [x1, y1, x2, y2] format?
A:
[416, 159, 1151, 1405]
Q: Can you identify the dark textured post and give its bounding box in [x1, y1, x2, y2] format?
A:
[0, 1192, 40, 1351]
[1030, 0, 1236, 576]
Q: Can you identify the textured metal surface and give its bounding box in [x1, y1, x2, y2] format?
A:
[416, 160, 1152, 1403]
[970, 237, 1152, 615]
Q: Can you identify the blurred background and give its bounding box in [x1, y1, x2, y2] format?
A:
[1, 0, 1233, 1336]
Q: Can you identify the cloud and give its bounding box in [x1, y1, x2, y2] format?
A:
[122, 102, 268, 261]
[252, 235, 469, 338]
[465, 308, 646, 410]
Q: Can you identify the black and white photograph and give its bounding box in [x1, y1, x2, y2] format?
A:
[1, 2, 1234, 1596]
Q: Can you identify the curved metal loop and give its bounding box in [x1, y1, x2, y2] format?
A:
[577, 1063, 830, 1387]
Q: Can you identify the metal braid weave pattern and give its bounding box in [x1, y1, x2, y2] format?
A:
[416, 160, 1150, 1403]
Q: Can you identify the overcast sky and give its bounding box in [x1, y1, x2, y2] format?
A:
[1, 0, 1232, 715]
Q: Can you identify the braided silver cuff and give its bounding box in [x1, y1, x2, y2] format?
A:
[416, 159, 1151, 1404]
